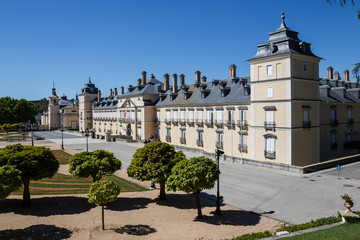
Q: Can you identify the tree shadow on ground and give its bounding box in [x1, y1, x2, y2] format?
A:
[105, 197, 154, 212]
[0, 196, 94, 216]
[155, 193, 219, 209]
[198, 210, 261, 226]
[0, 224, 72, 240]
[113, 224, 157, 236]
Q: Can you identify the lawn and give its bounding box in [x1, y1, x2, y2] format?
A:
[283, 222, 360, 240]
[52, 150, 73, 164]
[13, 173, 149, 195]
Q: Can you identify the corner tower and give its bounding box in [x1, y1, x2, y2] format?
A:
[79, 78, 98, 131]
[248, 13, 322, 166]
[48, 85, 60, 130]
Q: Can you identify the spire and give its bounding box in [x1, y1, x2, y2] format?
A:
[89, 77, 92, 83]
[279, 12, 287, 29]
[51, 81, 57, 96]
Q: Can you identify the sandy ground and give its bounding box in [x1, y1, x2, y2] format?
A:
[0, 141, 281, 240]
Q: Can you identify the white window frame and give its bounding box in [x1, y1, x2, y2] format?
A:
[266, 65, 273, 75]
[266, 87, 273, 98]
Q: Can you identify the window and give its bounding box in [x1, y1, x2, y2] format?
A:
[188, 109, 194, 123]
[156, 110, 160, 122]
[216, 110, 223, 125]
[216, 131, 223, 148]
[303, 109, 310, 128]
[166, 127, 171, 142]
[227, 110, 234, 125]
[303, 63, 308, 72]
[346, 129, 353, 143]
[331, 131, 337, 149]
[180, 110, 185, 123]
[266, 65, 273, 75]
[137, 126, 141, 139]
[120, 124, 123, 135]
[98, 123, 101, 132]
[264, 108, 275, 130]
[131, 111, 135, 122]
[239, 110, 247, 126]
[331, 108, 338, 126]
[94, 123, 96, 131]
[265, 137, 276, 158]
[197, 130, 203, 146]
[166, 110, 171, 123]
[173, 110, 178, 122]
[137, 110, 141, 123]
[197, 110, 203, 123]
[206, 109, 212, 124]
[104, 123, 107, 132]
[180, 129, 186, 143]
[239, 131, 247, 152]
[347, 107, 353, 123]
[266, 87, 273, 98]
[110, 123, 113, 133]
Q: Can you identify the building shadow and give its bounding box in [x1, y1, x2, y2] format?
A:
[113, 224, 157, 236]
[0, 196, 94, 216]
[198, 210, 261, 226]
[155, 193, 218, 209]
[106, 197, 153, 212]
[0, 224, 72, 240]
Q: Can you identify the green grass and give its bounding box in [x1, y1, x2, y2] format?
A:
[52, 150, 73, 164]
[282, 222, 360, 240]
[13, 173, 148, 195]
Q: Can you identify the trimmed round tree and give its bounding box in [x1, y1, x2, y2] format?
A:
[0, 144, 59, 207]
[127, 141, 185, 200]
[69, 150, 121, 182]
[0, 165, 23, 200]
[166, 157, 220, 219]
[88, 179, 120, 230]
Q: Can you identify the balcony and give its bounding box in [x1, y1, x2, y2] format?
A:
[264, 121, 276, 131]
[179, 119, 186, 126]
[205, 120, 213, 126]
[237, 120, 247, 127]
[238, 144, 247, 152]
[264, 150, 276, 159]
[165, 119, 171, 125]
[347, 118, 354, 125]
[180, 137, 186, 144]
[187, 119, 194, 125]
[136, 119, 141, 123]
[197, 139, 203, 146]
[330, 119, 339, 126]
[215, 120, 223, 127]
[196, 119, 203, 126]
[331, 142, 338, 150]
[303, 121, 311, 129]
[166, 136, 171, 142]
[172, 119, 178, 125]
[225, 120, 235, 128]
[215, 141, 223, 149]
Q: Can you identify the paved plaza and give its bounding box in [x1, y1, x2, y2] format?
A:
[2, 130, 360, 225]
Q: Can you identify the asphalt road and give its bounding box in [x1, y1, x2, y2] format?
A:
[27, 131, 360, 224]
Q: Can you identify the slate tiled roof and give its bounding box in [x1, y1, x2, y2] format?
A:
[319, 78, 360, 103]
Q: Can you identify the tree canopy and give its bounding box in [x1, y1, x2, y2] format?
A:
[127, 141, 185, 200]
[69, 150, 121, 182]
[88, 179, 120, 230]
[0, 97, 37, 124]
[353, 63, 360, 83]
[326, 0, 360, 19]
[166, 157, 220, 219]
[0, 165, 23, 200]
[0, 144, 59, 206]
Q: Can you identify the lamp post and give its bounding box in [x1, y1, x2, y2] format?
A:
[85, 128, 89, 152]
[60, 125, 64, 150]
[215, 148, 224, 215]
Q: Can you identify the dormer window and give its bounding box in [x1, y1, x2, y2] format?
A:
[266, 65, 273, 75]
[303, 63, 308, 72]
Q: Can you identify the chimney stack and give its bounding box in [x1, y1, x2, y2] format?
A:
[344, 70, 350, 82]
[120, 86, 124, 94]
[141, 71, 146, 85]
[327, 67, 333, 79]
[334, 71, 340, 80]
[98, 90, 101, 100]
[137, 79, 141, 86]
[114, 88, 118, 96]
[201, 76, 207, 82]
[164, 74, 170, 91]
[195, 71, 201, 83]
[110, 88, 113, 96]
[179, 74, 185, 86]
[229, 64, 237, 78]
[172, 74, 178, 93]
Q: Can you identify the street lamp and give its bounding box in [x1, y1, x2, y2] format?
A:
[215, 148, 224, 215]
[60, 125, 64, 150]
[85, 128, 89, 152]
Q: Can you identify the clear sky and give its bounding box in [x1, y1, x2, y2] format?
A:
[0, 0, 359, 100]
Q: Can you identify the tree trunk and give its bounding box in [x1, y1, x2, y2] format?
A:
[194, 190, 203, 219]
[22, 178, 31, 207]
[101, 205, 105, 230]
[91, 173, 97, 182]
[159, 183, 166, 200]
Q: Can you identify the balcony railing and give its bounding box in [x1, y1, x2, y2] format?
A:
[196, 119, 203, 125]
[264, 121, 276, 131]
[187, 119, 194, 125]
[215, 120, 223, 127]
[237, 120, 247, 127]
[165, 119, 171, 125]
[179, 119, 186, 125]
[331, 142, 338, 150]
[180, 137, 186, 144]
[238, 144, 247, 152]
[215, 141, 223, 149]
[172, 119, 178, 124]
[205, 120, 213, 125]
[264, 150, 276, 159]
[303, 121, 311, 129]
[225, 120, 235, 126]
[166, 136, 171, 142]
[330, 119, 339, 126]
[197, 139, 203, 146]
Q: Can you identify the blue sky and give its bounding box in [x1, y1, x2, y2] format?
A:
[0, 0, 359, 100]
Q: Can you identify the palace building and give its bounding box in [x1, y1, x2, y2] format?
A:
[76, 13, 360, 167]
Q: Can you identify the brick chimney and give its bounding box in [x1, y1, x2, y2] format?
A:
[172, 74, 178, 93]
[195, 71, 201, 83]
[179, 74, 185, 86]
[98, 90, 101, 100]
[201, 76, 207, 82]
[229, 64, 236, 78]
[164, 74, 170, 91]
[344, 70, 350, 82]
[137, 79, 141, 86]
[141, 71, 146, 85]
[110, 88, 113, 96]
[334, 71, 340, 80]
[114, 88, 118, 96]
[120, 86, 124, 94]
[327, 67, 333, 79]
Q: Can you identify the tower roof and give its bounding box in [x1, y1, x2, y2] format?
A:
[81, 77, 99, 94]
[250, 12, 320, 60]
